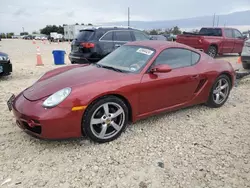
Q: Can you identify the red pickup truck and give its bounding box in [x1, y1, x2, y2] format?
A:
[176, 27, 246, 58]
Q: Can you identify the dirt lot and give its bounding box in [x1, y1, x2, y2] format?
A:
[0, 39, 250, 188]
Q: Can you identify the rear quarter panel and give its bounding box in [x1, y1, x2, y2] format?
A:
[191, 54, 235, 104]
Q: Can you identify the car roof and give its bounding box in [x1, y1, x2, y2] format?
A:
[80, 26, 141, 32]
[125, 41, 194, 51]
[200, 27, 237, 30]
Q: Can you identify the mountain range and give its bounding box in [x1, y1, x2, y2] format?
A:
[103, 10, 250, 30]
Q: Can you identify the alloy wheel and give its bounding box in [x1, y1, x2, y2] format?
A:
[212, 78, 230, 105]
[90, 102, 125, 139]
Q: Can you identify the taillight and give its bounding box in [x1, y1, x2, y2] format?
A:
[81, 42, 95, 48]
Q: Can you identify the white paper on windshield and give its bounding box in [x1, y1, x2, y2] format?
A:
[136, 48, 154, 55]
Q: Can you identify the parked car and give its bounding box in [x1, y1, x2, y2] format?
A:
[241, 39, 250, 69]
[164, 34, 177, 41]
[7, 41, 235, 143]
[176, 27, 247, 58]
[150, 35, 167, 41]
[0, 52, 12, 76]
[23, 35, 33, 40]
[69, 26, 151, 64]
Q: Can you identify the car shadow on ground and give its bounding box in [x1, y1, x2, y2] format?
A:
[27, 104, 212, 149]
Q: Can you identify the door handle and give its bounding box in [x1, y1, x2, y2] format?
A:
[191, 75, 200, 79]
[115, 44, 121, 47]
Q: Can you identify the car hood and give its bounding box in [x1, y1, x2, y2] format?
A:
[23, 64, 129, 101]
[0, 52, 8, 57]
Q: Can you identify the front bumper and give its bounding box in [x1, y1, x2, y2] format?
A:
[11, 93, 83, 140]
[241, 56, 250, 64]
[0, 62, 12, 76]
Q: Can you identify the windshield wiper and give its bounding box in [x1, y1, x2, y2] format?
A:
[96, 64, 124, 73]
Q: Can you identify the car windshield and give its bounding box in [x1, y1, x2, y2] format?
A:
[96, 45, 155, 73]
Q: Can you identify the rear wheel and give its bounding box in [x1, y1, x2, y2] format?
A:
[206, 75, 231, 108]
[82, 96, 129, 143]
[207, 46, 217, 58]
[242, 62, 250, 70]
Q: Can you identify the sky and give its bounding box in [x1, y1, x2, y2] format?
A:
[0, 0, 250, 34]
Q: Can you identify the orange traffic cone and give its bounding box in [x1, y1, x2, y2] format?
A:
[32, 39, 36, 44]
[36, 46, 44, 66]
[237, 56, 242, 64]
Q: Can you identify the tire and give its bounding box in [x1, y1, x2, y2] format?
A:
[82, 96, 129, 143]
[206, 74, 231, 108]
[242, 62, 250, 70]
[207, 45, 217, 58]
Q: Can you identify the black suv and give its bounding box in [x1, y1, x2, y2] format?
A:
[0, 52, 12, 76]
[69, 27, 151, 64]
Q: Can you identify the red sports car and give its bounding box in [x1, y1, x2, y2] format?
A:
[7, 41, 235, 143]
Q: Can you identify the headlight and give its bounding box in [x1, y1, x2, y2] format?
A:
[0, 56, 8, 61]
[43, 87, 71, 108]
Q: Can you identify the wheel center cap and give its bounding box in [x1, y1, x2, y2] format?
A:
[106, 118, 111, 124]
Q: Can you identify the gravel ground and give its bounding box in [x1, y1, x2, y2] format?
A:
[0, 39, 250, 188]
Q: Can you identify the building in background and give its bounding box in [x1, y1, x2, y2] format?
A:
[64, 25, 96, 40]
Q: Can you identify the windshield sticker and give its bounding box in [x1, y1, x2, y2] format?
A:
[136, 48, 154, 56]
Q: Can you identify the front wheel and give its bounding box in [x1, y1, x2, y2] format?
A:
[82, 96, 129, 143]
[206, 75, 231, 108]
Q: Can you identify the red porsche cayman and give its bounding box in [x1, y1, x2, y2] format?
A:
[7, 41, 235, 143]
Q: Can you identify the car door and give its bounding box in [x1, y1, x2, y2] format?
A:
[138, 48, 201, 115]
[222, 29, 235, 53]
[233, 29, 245, 54]
[113, 30, 133, 49]
[98, 30, 115, 58]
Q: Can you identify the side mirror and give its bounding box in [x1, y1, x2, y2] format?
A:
[150, 64, 172, 73]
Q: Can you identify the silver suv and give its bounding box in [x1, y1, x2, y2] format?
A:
[242, 39, 250, 69]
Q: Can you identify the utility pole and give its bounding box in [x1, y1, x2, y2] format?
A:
[22, 27, 24, 33]
[217, 16, 219, 26]
[212, 13, 216, 27]
[128, 7, 130, 28]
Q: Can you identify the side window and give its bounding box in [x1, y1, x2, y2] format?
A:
[134, 31, 150, 41]
[114, 31, 133, 42]
[191, 52, 200, 65]
[100, 31, 113, 41]
[154, 48, 192, 69]
[224, 29, 233, 38]
[234, 29, 243, 39]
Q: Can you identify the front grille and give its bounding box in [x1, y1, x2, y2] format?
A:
[21, 121, 42, 134]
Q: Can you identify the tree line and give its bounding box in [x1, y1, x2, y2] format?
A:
[1, 25, 183, 38]
[145, 26, 182, 35]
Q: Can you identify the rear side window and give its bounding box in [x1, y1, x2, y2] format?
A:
[191, 52, 200, 65]
[199, 28, 222, 36]
[76, 30, 95, 41]
[114, 31, 133, 42]
[100, 31, 113, 41]
[224, 29, 233, 38]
